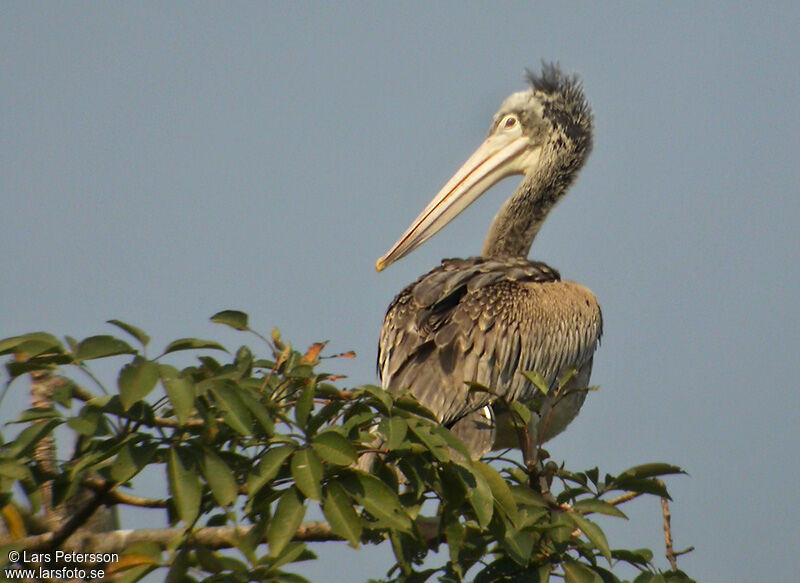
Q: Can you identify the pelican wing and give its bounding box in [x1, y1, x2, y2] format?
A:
[378, 257, 602, 431]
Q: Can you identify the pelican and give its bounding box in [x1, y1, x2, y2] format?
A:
[376, 64, 602, 463]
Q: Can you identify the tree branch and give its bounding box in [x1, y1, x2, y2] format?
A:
[608, 491, 643, 506]
[7, 521, 343, 555]
[28, 473, 168, 510]
[5, 516, 449, 556]
[44, 485, 112, 551]
[80, 477, 167, 508]
[660, 496, 678, 571]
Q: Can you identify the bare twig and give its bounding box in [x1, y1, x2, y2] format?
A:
[79, 477, 167, 508]
[661, 496, 678, 570]
[25, 472, 167, 510]
[608, 491, 643, 506]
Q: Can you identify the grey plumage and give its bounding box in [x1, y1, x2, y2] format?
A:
[375, 64, 601, 461]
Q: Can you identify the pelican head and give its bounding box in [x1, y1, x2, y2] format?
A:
[376, 63, 593, 271]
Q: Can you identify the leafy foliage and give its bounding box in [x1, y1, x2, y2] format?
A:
[0, 313, 694, 582]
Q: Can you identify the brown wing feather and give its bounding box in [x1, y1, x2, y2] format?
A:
[378, 257, 602, 442]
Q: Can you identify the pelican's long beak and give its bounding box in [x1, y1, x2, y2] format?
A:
[376, 133, 532, 271]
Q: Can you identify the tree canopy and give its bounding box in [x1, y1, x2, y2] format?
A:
[0, 311, 694, 582]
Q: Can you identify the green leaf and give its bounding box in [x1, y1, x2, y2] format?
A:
[311, 431, 358, 466]
[616, 463, 685, 481]
[16, 407, 61, 422]
[76, 335, 136, 360]
[211, 383, 252, 436]
[288, 364, 314, 378]
[67, 406, 102, 436]
[118, 357, 159, 410]
[196, 355, 222, 373]
[5, 354, 72, 379]
[430, 423, 471, 460]
[380, 416, 408, 450]
[389, 530, 412, 574]
[660, 572, 690, 583]
[167, 447, 202, 525]
[592, 566, 622, 583]
[474, 462, 519, 526]
[501, 527, 535, 565]
[213, 555, 249, 574]
[237, 515, 268, 558]
[545, 512, 574, 544]
[158, 365, 195, 424]
[572, 499, 628, 519]
[393, 395, 437, 421]
[294, 384, 314, 428]
[306, 399, 345, 435]
[272, 574, 312, 583]
[305, 402, 345, 435]
[567, 512, 611, 563]
[360, 385, 392, 414]
[200, 447, 238, 507]
[269, 541, 311, 571]
[109, 441, 156, 483]
[0, 459, 33, 481]
[268, 487, 306, 558]
[234, 345, 253, 372]
[510, 485, 548, 508]
[162, 338, 227, 355]
[563, 560, 603, 583]
[341, 473, 412, 532]
[407, 418, 450, 461]
[322, 482, 362, 547]
[467, 464, 494, 528]
[508, 401, 532, 426]
[238, 389, 275, 436]
[556, 367, 579, 390]
[164, 547, 190, 583]
[195, 545, 225, 573]
[64, 335, 79, 353]
[439, 463, 472, 508]
[271, 328, 284, 349]
[442, 515, 464, 571]
[611, 548, 653, 566]
[247, 445, 296, 496]
[210, 310, 249, 331]
[290, 449, 324, 501]
[0, 332, 64, 357]
[612, 477, 672, 499]
[522, 370, 551, 395]
[467, 381, 493, 397]
[51, 380, 76, 407]
[107, 320, 150, 348]
[5, 419, 62, 457]
[340, 408, 375, 435]
[633, 573, 663, 583]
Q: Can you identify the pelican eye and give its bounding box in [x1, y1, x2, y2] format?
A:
[503, 115, 518, 129]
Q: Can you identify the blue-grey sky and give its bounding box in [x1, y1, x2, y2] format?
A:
[2, 3, 799, 582]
